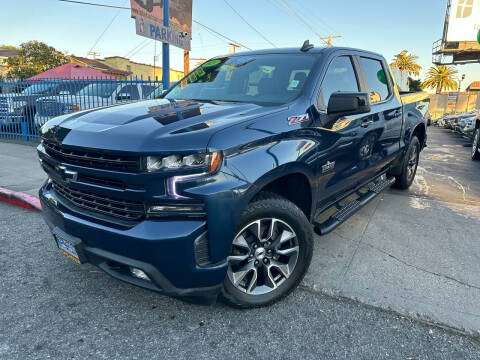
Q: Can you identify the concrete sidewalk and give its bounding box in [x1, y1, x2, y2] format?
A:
[1, 128, 480, 337]
[0, 141, 45, 197]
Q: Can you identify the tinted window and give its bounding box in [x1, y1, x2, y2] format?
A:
[319, 56, 359, 109]
[77, 83, 118, 98]
[360, 57, 389, 103]
[120, 85, 140, 100]
[21, 83, 55, 95]
[165, 54, 315, 105]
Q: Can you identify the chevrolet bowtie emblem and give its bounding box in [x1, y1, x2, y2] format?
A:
[55, 165, 78, 183]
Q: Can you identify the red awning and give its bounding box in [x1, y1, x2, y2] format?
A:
[26, 63, 117, 81]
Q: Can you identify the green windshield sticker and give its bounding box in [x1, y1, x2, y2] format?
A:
[202, 59, 221, 68]
[377, 70, 387, 85]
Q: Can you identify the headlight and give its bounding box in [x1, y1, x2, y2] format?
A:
[146, 152, 222, 173]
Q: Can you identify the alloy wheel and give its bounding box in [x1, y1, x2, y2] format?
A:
[227, 218, 299, 295]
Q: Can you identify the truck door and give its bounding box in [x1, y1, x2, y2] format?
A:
[355, 56, 403, 180]
[312, 55, 379, 205]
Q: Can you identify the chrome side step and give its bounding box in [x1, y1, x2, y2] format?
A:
[313, 175, 395, 236]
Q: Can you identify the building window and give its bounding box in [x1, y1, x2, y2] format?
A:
[126, 65, 131, 72]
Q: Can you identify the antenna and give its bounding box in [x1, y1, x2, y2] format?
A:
[300, 40, 314, 52]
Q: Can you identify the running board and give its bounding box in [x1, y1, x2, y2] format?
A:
[313, 175, 395, 236]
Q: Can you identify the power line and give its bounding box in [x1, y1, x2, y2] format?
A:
[59, 0, 129, 9]
[222, 0, 276, 48]
[58, 0, 252, 51]
[273, 0, 329, 45]
[192, 20, 252, 50]
[87, 3, 125, 56]
[124, 38, 150, 58]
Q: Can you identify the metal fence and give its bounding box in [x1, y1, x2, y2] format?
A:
[0, 78, 163, 142]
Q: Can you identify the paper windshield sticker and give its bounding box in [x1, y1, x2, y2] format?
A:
[289, 80, 300, 88]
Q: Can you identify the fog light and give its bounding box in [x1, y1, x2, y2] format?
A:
[130, 267, 150, 281]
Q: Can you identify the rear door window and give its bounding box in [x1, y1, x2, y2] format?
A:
[318, 56, 359, 109]
[119, 85, 140, 100]
[359, 57, 390, 103]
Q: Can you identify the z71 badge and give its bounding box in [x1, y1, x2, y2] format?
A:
[288, 114, 309, 125]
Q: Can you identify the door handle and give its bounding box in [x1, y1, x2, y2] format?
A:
[393, 110, 402, 117]
[360, 120, 373, 128]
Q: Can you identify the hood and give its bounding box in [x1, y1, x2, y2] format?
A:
[40, 99, 286, 153]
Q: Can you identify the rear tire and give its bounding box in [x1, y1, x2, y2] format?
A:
[221, 193, 313, 308]
[472, 128, 480, 161]
[394, 136, 420, 190]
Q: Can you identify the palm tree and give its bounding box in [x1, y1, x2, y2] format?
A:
[390, 50, 422, 76]
[422, 65, 458, 94]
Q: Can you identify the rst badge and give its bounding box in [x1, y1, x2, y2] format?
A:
[288, 114, 309, 125]
[322, 161, 335, 174]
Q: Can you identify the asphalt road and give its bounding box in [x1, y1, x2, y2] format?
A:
[0, 202, 479, 359]
[1, 127, 480, 359]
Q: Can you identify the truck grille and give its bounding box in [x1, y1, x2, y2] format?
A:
[43, 140, 140, 172]
[52, 180, 145, 221]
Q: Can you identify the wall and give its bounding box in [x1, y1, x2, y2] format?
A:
[103, 57, 184, 82]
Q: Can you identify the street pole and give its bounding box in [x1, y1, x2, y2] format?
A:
[455, 74, 465, 114]
[184, 50, 189, 76]
[162, 0, 170, 90]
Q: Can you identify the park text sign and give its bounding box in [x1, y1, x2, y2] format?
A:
[446, 0, 480, 42]
[130, 0, 192, 50]
[135, 17, 191, 50]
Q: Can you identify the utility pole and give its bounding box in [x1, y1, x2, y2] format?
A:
[455, 74, 466, 114]
[229, 43, 241, 53]
[184, 50, 189, 75]
[319, 35, 341, 46]
[87, 51, 100, 59]
[162, 0, 170, 90]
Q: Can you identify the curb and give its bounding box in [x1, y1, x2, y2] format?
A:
[0, 187, 42, 211]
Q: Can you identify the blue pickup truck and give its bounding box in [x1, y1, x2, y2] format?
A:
[37, 43, 428, 307]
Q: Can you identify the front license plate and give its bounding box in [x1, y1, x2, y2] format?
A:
[55, 235, 81, 264]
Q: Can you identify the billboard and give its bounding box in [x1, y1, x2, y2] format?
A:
[130, 0, 192, 49]
[446, 0, 480, 42]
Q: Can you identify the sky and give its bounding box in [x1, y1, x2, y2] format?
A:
[1, 0, 479, 90]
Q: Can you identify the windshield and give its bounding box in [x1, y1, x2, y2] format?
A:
[76, 83, 118, 98]
[22, 83, 55, 95]
[165, 54, 316, 105]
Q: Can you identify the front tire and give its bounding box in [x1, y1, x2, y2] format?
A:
[394, 136, 420, 190]
[221, 193, 313, 308]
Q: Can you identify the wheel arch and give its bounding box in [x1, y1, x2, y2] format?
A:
[249, 169, 314, 222]
[412, 122, 426, 150]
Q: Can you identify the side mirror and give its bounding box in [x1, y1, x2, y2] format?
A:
[116, 93, 131, 100]
[327, 92, 371, 117]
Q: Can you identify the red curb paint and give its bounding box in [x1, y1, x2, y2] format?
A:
[0, 187, 42, 211]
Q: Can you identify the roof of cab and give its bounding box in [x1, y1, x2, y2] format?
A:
[221, 46, 384, 59]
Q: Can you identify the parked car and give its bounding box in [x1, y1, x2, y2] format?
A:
[469, 114, 480, 161]
[463, 112, 479, 140]
[0, 81, 86, 129]
[37, 44, 427, 307]
[34, 82, 158, 127]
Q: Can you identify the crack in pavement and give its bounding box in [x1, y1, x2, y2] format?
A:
[340, 196, 383, 281]
[364, 242, 480, 291]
